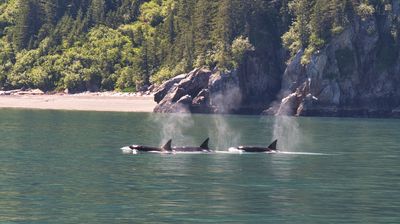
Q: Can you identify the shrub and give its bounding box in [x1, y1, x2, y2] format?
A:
[357, 3, 375, 20]
[282, 26, 302, 56]
[231, 36, 255, 67]
[331, 26, 345, 36]
[301, 46, 315, 65]
[150, 67, 174, 84]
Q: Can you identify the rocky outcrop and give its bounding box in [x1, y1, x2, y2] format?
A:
[0, 88, 45, 96]
[153, 74, 188, 103]
[154, 68, 212, 113]
[154, 68, 244, 113]
[269, 4, 400, 117]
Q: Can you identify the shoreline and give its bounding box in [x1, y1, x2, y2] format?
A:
[2, 92, 399, 118]
[0, 93, 156, 112]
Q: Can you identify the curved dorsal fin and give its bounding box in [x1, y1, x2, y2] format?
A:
[200, 138, 209, 149]
[162, 139, 172, 151]
[268, 139, 278, 150]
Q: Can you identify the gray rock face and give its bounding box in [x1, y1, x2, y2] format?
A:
[208, 70, 242, 113]
[237, 53, 283, 112]
[273, 9, 400, 117]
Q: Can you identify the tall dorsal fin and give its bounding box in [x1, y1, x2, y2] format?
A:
[162, 139, 172, 151]
[200, 138, 209, 149]
[268, 139, 278, 150]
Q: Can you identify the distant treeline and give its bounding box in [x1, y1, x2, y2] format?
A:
[0, 0, 397, 92]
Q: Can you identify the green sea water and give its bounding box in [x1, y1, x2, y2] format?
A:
[0, 109, 399, 223]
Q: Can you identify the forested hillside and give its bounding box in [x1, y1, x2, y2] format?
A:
[0, 0, 286, 92]
[0, 0, 399, 103]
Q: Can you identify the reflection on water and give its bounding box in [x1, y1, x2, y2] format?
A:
[0, 109, 400, 223]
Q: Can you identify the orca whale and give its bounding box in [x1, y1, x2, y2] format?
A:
[235, 139, 278, 153]
[171, 138, 211, 152]
[124, 138, 278, 154]
[126, 138, 210, 153]
[128, 139, 172, 152]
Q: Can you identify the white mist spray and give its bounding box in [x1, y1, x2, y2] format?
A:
[210, 83, 242, 150]
[212, 115, 241, 150]
[152, 104, 195, 146]
[162, 114, 194, 146]
[272, 115, 301, 151]
[271, 78, 313, 151]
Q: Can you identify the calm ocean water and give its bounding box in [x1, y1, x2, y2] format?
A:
[0, 109, 399, 223]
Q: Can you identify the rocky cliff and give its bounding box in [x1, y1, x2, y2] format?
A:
[272, 2, 400, 117]
[154, 2, 400, 117]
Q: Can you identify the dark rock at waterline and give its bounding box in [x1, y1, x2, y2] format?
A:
[153, 101, 190, 113]
[296, 94, 319, 116]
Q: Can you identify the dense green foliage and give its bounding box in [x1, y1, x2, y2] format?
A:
[0, 0, 275, 92]
[0, 0, 398, 92]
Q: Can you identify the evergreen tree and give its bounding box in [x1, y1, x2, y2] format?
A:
[88, 0, 105, 26]
[13, 0, 41, 50]
[192, 0, 215, 61]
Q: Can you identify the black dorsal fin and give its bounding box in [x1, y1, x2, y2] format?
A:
[200, 138, 209, 149]
[162, 139, 172, 151]
[268, 139, 278, 150]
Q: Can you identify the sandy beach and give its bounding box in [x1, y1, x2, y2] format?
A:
[0, 94, 156, 112]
